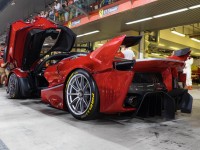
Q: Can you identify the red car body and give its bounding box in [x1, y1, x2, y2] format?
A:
[5, 17, 192, 120]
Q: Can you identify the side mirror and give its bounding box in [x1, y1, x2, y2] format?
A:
[113, 59, 136, 71]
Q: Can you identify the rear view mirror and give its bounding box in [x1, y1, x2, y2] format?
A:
[113, 60, 136, 71]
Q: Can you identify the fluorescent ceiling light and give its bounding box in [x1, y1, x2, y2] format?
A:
[151, 53, 160, 56]
[126, 7, 191, 25]
[170, 46, 179, 50]
[171, 30, 185, 37]
[153, 8, 188, 18]
[189, 4, 200, 9]
[77, 30, 100, 37]
[126, 17, 152, 25]
[191, 38, 200, 43]
[158, 43, 165, 46]
[98, 43, 104, 46]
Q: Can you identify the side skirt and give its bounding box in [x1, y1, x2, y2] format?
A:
[41, 84, 64, 109]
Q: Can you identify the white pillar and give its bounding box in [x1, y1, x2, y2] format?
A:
[139, 31, 144, 59]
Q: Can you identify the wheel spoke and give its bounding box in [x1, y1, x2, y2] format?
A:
[75, 99, 81, 111]
[84, 93, 90, 96]
[80, 76, 84, 89]
[80, 100, 84, 112]
[75, 77, 81, 90]
[82, 98, 88, 107]
[70, 97, 79, 105]
[70, 83, 79, 91]
[83, 83, 88, 91]
[67, 93, 79, 96]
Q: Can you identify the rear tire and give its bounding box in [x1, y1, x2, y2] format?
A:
[8, 73, 20, 99]
[65, 69, 99, 120]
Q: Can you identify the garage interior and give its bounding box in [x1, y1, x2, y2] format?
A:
[0, 0, 200, 150]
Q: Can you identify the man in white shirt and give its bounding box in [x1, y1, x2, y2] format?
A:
[183, 56, 193, 90]
[122, 47, 135, 60]
[54, 1, 61, 11]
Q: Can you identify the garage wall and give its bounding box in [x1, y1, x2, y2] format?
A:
[160, 29, 200, 52]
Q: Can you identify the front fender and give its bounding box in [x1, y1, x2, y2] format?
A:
[11, 68, 29, 78]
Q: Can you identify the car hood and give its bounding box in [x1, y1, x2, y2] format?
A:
[6, 17, 76, 70]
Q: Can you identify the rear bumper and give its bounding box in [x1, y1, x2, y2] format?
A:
[130, 89, 193, 119]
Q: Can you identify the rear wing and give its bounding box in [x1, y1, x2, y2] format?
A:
[90, 35, 141, 67]
[167, 48, 191, 61]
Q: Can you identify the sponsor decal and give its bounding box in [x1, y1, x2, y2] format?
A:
[67, 20, 81, 28]
[66, 72, 78, 86]
[86, 93, 95, 115]
[99, 5, 119, 17]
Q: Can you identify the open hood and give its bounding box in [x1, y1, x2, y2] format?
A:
[6, 17, 76, 70]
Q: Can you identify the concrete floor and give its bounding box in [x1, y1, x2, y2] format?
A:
[0, 88, 200, 150]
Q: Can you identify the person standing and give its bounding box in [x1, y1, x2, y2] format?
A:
[184, 56, 193, 90]
[48, 5, 55, 21]
[0, 44, 6, 86]
[54, 1, 61, 21]
[122, 47, 135, 60]
[0, 56, 6, 86]
[62, 1, 69, 21]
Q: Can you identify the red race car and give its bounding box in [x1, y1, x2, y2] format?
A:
[5, 17, 192, 120]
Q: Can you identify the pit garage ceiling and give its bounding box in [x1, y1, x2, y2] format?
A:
[74, 0, 200, 42]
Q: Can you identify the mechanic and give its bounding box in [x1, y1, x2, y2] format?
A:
[122, 47, 136, 60]
[1, 62, 14, 78]
[183, 56, 193, 90]
[0, 57, 6, 86]
[0, 44, 6, 86]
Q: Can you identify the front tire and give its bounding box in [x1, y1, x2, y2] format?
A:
[65, 69, 99, 120]
[8, 73, 20, 98]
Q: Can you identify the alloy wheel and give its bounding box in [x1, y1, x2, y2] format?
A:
[66, 73, 92, 116]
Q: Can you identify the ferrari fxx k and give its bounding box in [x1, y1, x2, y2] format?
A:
[5, 17, 193, 120]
